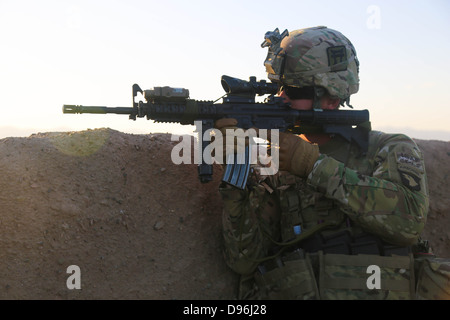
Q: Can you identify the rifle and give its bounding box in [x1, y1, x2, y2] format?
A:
[63, 75, 370, 189]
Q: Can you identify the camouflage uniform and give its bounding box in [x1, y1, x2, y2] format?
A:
[220, 130, 429, 299]
[218, 27, 449, 300]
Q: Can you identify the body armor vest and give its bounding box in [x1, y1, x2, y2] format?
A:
[248, 135, 416, 300]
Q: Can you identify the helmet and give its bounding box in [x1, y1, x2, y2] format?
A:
[262, 26, 360, 104]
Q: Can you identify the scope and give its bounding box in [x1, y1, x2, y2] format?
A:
[221, 75, 278, 96]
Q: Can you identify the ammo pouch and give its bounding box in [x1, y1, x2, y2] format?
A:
[415, 257, 450, 300]
[252, 250, 416, 300]
[254, 252, 319, 300]
[319, 252, 415, 300]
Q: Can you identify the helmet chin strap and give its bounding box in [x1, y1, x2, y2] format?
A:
[313, 86, 354, 110]
[344, 97, 354, 109]
[312, 87, 326, 110]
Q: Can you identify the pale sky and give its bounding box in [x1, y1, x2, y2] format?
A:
[1, 0, 449, 141]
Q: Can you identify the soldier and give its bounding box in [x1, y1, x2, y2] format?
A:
[216, 26, 433, 299]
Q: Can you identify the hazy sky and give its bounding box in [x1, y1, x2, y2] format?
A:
[1, 0, 449, 140]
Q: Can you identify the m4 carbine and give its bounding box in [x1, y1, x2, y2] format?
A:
[63, 75, 370, 189]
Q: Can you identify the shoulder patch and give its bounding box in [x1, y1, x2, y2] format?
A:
[396, 152, 424, 191]
[396, 153, 422, 168]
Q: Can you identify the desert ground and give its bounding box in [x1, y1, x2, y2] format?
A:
[0, 128, 448, 299]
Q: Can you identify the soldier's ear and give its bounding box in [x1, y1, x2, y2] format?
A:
[322, 97, 341, 110]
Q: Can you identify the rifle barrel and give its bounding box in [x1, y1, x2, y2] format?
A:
[63, 105, 133, 115]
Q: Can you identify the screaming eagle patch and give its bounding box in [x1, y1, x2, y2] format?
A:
[396, 152, 424, 191]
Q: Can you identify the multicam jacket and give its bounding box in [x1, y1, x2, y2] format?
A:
[219, 130, 430, 299]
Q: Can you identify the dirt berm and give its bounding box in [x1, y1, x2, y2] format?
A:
[0, 128, 448, 299]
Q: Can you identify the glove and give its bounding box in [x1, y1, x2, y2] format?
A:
[275, 132, 320, 178]
[214, 118, 256, 164]
[215, 118, 239, 136]
[214, 118, 241, 164]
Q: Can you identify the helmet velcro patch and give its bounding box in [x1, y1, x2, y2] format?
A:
[327, 46, 348, 72]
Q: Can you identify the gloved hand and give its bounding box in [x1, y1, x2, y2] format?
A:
[214, 118, 258, 164]
[214, 118, 241, 164]
[215, 118, 239, 136]
[274, 132, 320, 178]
